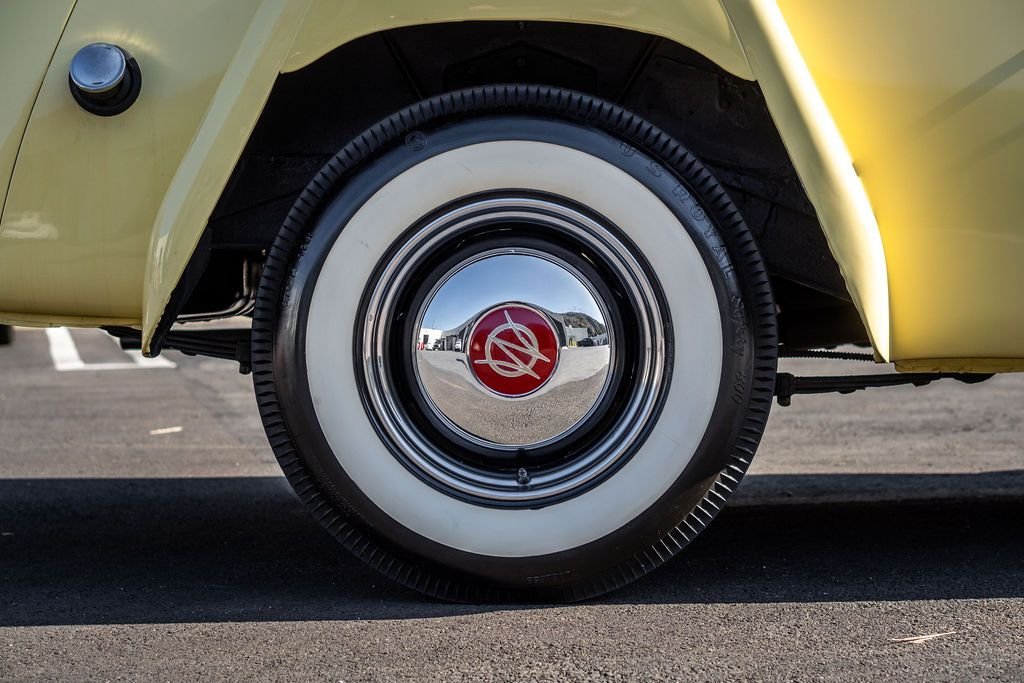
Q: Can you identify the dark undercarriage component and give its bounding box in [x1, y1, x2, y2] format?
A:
[774, 372, 993, 407]
[773, 349, 992, 406]
[106, 326, 252, 373]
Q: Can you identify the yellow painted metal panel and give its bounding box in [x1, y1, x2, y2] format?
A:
[778, 0, 1024, 361]
[0, 0, 264, 321]
[284, 0, 752, 79]
[723, 0, 891, 359]
[0, 1, 75, 221]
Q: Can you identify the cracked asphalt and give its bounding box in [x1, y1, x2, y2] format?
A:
[0, 328, 1021, 681]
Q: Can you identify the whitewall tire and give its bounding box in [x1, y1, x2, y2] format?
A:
[252, 85, 777, 602]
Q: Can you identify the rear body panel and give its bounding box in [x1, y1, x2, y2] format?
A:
[779, 0, 1024, 364]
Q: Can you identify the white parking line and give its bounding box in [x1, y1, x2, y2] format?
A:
[44, 327, 176, 371]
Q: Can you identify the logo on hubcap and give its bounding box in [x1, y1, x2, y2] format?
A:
[468, 304, 559, 397]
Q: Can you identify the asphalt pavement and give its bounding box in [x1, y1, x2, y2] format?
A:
[0, 327, 1021, 681]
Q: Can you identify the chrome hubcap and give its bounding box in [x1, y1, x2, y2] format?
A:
[415, 249, 614, 448]
[360, 195, 667, 505]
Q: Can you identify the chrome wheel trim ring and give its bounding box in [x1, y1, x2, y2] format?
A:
[360, 195, 667, 505]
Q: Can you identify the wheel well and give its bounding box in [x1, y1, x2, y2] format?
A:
[191, 21, 864, 349]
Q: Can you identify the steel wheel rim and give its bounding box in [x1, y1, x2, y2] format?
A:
[360, 194, 668, 506]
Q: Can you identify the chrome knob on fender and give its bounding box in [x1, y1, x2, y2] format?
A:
[70, 43, 125, 93]
[68, 43, 142, 116]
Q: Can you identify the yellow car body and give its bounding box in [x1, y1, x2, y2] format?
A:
[0, 0, 1021, 371]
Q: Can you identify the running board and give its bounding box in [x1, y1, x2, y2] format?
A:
[774, 371, 992, 407]
[105, 326, 252, 374]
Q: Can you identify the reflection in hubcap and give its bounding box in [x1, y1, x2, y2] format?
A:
[415, 250, 613, 448]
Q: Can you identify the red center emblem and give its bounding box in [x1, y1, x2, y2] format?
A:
[467, 304, 560, 397]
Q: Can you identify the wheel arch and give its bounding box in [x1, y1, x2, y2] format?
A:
[142, 1, 889, 360]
